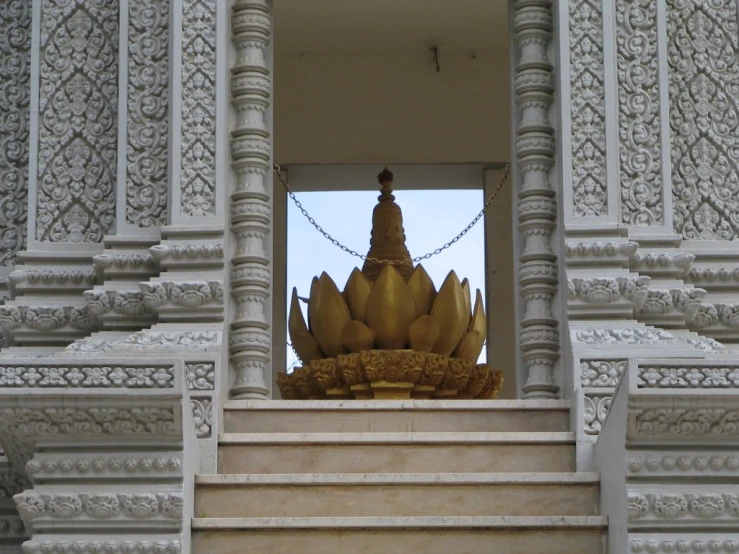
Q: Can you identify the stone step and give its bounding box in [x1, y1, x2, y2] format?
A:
[223, 399, 571, 434]
[192, 516, 607, 554]
[195, 472, 600, 518]
[218, 432, 575, 474]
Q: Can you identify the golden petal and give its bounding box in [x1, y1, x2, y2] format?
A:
[407, 265, 437, 318]
[308, 273, 351, 358]
[343, 268, 372, 323]
[342, 320, 376, 353]
[408, 315, 440, 352]
[366, 265, 417, 350]
[307, 276, 318, 331]
[454, 329, 482, 359]
[430, 271, 468, 356]
[461, 289, 487, 360]
[461, 278, 472, 325]
[288, 288, 324, 363]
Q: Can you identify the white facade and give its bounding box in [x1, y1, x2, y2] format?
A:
[0, 0, 738, 552]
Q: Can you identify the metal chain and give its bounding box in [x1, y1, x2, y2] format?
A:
[273, 164, 510, 266]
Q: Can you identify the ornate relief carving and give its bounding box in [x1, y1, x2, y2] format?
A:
[584, 392, 612, 435]
[617, 0, 664, 225]
[181, 0, 216, 217]
[570, 0, 607, 217]
[639, 365, 739, 388]
[628, 492, 739, 523]
[0, 0, 31, 266]
[190, 397, 212, 438]
[633, 408, 739, 438]
[569, 276, 650, 306]
[575, 327, 675, 344]
[229, 0, 272, 399]
[0, 515, 26, 538]
[26, 454, 183, 480]
[186, 362, 215, 390]
[0, 364, 174, 388]
[668, 0, 739, 239]
[581, 360, 627, 387]
[15, 491, 182, 522]
[126, 0, 169, 227]
[149, 243, 224, 263]
[36, 0, 119, 242]
[122, 330, 219, 348]
[566, 240, 638, 261]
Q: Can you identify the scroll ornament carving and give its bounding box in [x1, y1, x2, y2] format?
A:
[126, 0, 169, 227]
[191, 397, 212, 438]
[570, 0, 607, 217]
[633, 408, 739, 438]
[584, 393, 612, 435]
[14, 492, 182, 521]
[638, 366, 739, 388]
[180, 0, 217, 217]
[0, 364, 174, 388]
[122, 330, 219, 348]
[186, 362, 215, 390]
[575, 327, 676, 344]
[36, 1, 118, 242]
[668, 0, 739, 240]
[0, 0, 31, 267]
[580, 360, 627, 387]
[617, 0, 664, 225]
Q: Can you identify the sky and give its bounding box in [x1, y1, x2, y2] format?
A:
[286, 189, 487, 370]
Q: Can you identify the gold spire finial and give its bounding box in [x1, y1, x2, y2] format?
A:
[361, 168, 414, 281]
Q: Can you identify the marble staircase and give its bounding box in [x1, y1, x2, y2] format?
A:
[192, 400, 607, 553]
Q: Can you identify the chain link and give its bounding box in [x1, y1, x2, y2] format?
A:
[274, 164, 510, 266]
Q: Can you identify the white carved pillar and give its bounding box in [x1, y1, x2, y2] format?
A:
[512, 0, 561, 398]
[228, 0, 273, 399]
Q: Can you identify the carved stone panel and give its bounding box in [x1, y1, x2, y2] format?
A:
[36, 0, 119, 243]
[0, 0, 31, 266]
[570, 0, 607, 217]
[181, 0, 216, 217]
[617, 0, 664, 225]
[126, 0, 169, 227]
[667, 0, 739, 240]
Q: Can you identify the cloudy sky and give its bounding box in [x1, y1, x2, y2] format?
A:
[286, 189, 487, 369]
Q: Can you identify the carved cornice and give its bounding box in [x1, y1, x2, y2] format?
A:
[565, 240, 638, 267]
[629, 452, 739, 478]
[638, 365, 739, 389]
[630, 536, 739, 554]
[21, 538, 181, 554]
[0, 363, 175, 389]
[26, 453, 183, 482]
[568, 276, 650, 317]
[630, 251, 695, 277]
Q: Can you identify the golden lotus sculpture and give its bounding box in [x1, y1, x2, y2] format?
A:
[277, 169, 503, 400]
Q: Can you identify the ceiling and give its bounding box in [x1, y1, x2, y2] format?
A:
[273, 0, 510, 52]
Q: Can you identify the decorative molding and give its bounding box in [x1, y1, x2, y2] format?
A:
[688, 266, 739, 287]
[0, 515, 26, 538]
[0, 364, 175, 389]
[139, 280, 224, 310]
[126, 0, 169, 227]
[638, 365, 739, 388]
[628, 491, 739, 525]
[122, 330, 219, 349]
[229, 0, 272, 399]
[14, 491, 182, 527]
[8, 269, 96, 290]
[149, 243, 224, 263]
[0, 304, 95, 333]
[0, 0, 31, 266]
[36, 0, 119, 242]
[630, 252, 695, 274]
[93, 253, 157, 273]
[575, 327, 676, 344]
[617, 0, 664, 225]
[21, 538, 181, 554]
[26, 453, 183, 482]
[565, 240, 638, 264]
[180, 0, 216, 217]
[581, 359, 627, 387]
[630, 408, 739, 441]
[630, 537, 739, 553]
[513, 0, 560, 398]
[570, 0, 607, 217]
[568, 276, 650, 307]
[668, 0, 739, 240]
[186, 362, 215, 391]
[629, 453, 739, 477]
